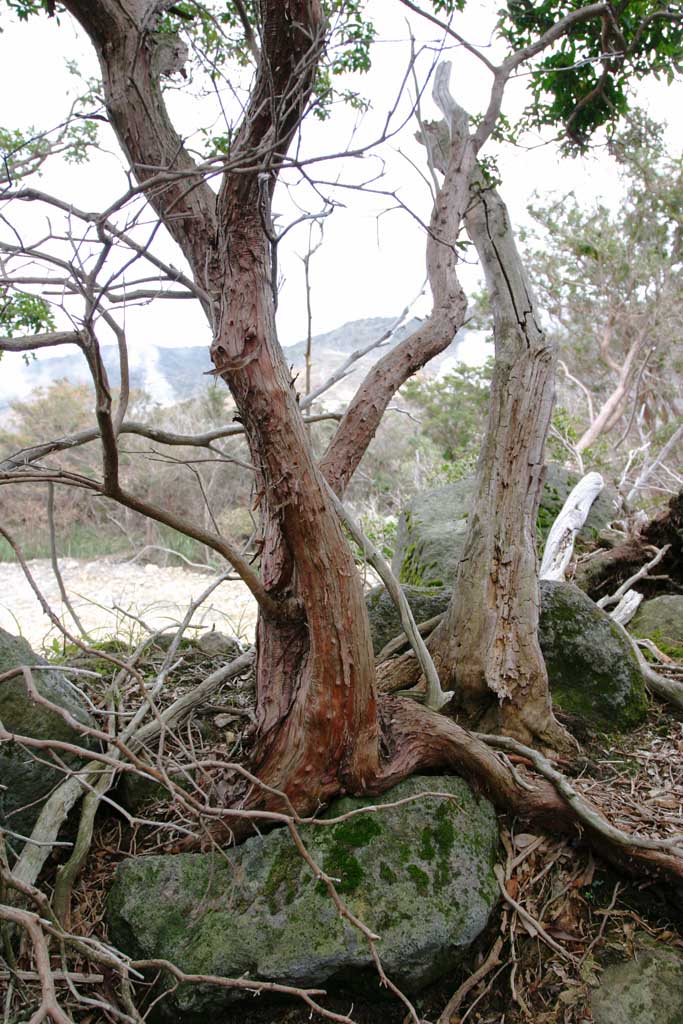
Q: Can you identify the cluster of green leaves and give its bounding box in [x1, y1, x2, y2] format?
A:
[402, 358, 494, 465]
[1, 0, 52, 21]
[499, 1, 683, 150]
[0, 287, 55, 337]
[1, 63, 101, 185]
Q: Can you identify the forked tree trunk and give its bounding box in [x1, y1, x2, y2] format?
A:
[66, 0, 567, 800]
[17, 5, 683, 890]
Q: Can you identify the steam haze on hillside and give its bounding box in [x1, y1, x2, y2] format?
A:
[0, 318, 479, 418]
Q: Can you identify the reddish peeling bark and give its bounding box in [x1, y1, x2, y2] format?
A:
[372, 698, 683, 884]
[65, 0, 381, 810]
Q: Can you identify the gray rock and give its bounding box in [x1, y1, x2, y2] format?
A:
[0, 628, 97, 858]
[592, 944, 683, 1024]
[629, 595, 683, 658]
[107, 776, 499, 1017]
[366, 581, 647, 732]
[193, 630, 242, 658]
[366, 584, 452, 655]
[539, 580, 648, 732]
[392, 464, 618, 587]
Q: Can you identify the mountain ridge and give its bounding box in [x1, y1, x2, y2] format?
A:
[0, 316, 471, 416]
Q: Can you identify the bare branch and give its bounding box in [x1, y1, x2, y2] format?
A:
[0, 330, 84, 352]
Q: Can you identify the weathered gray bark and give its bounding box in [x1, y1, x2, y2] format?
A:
[436, 172, 572, 751]
[395, 109, 572, 751]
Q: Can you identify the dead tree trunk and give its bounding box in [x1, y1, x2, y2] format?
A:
[402, 110, 571, 752]
[435, 174, 572, 751]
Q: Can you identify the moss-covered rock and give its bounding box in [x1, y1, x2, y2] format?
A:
[366, 582, 646, 732]
[539, 581, 648, 732]
[0, 628, 97, 857]
[629, 595, 683, 660]
[392, 465, 618, 587]
[107, 775, 500, 1018]
[591, 942, 683, 1024]
[366, 584, 452, 655]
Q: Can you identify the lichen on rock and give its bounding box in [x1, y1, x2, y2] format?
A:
[392, 465, 618, 588]
[106, 775, 500, 1018]
[591, 940, 683, 1024]
[538, 580, 648, 732]
[629, 595, 683, 661]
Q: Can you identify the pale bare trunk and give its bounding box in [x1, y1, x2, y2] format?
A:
[576, 326, 649, 452]
[432, 169, 572, 751]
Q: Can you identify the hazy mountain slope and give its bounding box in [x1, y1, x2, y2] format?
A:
[1, 316, 469, 415]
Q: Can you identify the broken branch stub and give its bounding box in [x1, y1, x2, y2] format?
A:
[540, 471, 604, 581]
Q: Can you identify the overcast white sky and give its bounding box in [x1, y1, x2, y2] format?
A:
[1, 0, 681, 388]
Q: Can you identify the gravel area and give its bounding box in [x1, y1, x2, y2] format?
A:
[0, 557, 258, 652]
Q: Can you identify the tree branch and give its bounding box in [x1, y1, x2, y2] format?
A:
[61, 0, 218, 284]
[321, 63, 472, 494]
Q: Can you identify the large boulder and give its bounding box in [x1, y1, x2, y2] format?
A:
[629, 595, 683, 659]
[591, 942, 683, 1024]
[366, 581, 647, 733]
[0, 628, 97, 858]
[366, 584, 452, 655]
[539, 580, 647, 732]
[392, 464, 618, 587]
[107, 775, 500, 1018]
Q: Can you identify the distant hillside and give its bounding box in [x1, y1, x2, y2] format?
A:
[0, 316, 471, 415]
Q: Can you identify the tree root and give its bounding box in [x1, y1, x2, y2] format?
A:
[373, 696, 683, 884]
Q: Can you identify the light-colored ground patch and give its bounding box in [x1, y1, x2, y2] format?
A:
[0, 558, 258, 652]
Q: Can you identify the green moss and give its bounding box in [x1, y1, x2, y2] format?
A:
[419, 827, 436, 861]
[434, 804, 455, 855]
[379, 861, 397, 884]
[316, 849, 364, 895]
[406, 864, 430, 894]
[643, 628, 683, 662]
[314, 814, 382, 897]
[264, 841, 304, 913]
[399, 542, 423, 586]
[539, 581, 648, 732]
[333, 815, 382, 847]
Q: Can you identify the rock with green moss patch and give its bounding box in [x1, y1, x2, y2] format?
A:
[591, 942, 683, 1024]
[107, 775, 499, 1017]
[0, 627, 97, 858]
[628, 596, 683, 660]
[538, 581, 648, 732]
[365, 582, 647, 733]
[392, 465, 617, 587]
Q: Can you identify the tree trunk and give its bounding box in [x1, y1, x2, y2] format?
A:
[433, 175, 572, 752]
[213, 197, 380, 809]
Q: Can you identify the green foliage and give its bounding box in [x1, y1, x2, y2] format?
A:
[0, 63, 101, 183]
[359, 508, 397, 561]
[402, 359, 493, 464]
[1, 0, 51, 20]
[499, 1, 683, 150]
[155, 0, 377, 127]
[0, 287, 55, 339]
[524, 117, 683, 466]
